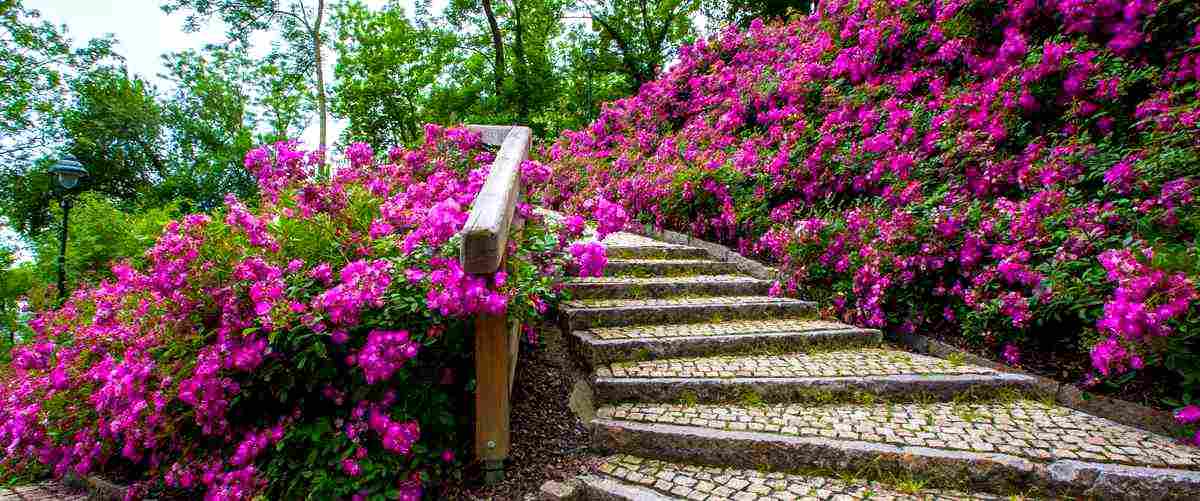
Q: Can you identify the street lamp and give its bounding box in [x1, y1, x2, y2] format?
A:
[585, 44, 596, 120]
[49, 154, 88, 301]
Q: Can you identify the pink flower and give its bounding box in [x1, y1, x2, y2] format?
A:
[1002, 343, 1020, 366]
[1176, 405, 1200, 425]
[569, 243, 608, 278]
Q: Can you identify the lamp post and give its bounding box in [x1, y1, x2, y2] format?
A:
[585, 44, 596, 120]
[49, 154, 88, 302]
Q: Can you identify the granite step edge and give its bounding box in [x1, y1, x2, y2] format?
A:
[568, 327, 883, 366]
[589, 418, 1200, 501]
[602, 245, 709, 260]
[602, 259, 741, 277]
[592, 372, 1041, 405]
[562, 299, 818, 330]
[563, 276, 772, 300]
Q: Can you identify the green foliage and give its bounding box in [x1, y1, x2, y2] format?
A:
[30, 193, 178, 294]
[161, 0, 332, 154]
[580, 0, 701, 90]
[332, 1, 459, 146]
[0, 0, 113, 165]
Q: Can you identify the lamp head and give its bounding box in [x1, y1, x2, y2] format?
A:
[50, 155, 88, 189]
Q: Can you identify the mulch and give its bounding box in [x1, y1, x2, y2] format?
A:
[441, 324, 601, 500]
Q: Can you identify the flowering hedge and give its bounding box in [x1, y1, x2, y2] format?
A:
[539, 0, 1200, 444]
[0, 125, 582, 499]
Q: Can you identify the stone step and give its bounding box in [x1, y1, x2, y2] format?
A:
[569, 319, 882, 366]
[603, 244, 709, 261]
[592, 348, 1039, 404]
[564, 275, 772, 300]
[549, 455, 1011, 500]
[603, 259, 740, 277]
[561, 296, 816, 331]
[591, 232, 711, 260]
[592, 401, 1200, 500]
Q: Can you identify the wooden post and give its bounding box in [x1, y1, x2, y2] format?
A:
[460, 125, 531, 484]
[474, 311, 511, 483]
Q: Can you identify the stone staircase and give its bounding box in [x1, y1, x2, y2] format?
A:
[543, 232, 1200, 500]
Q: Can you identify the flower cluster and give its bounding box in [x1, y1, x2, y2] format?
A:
[537, 1, 1200, 445]
[353, 330, 420, 384]
[568, 242, 608, 278]
[0, 124, 576, 498]
[1092, 249, 1196, 376]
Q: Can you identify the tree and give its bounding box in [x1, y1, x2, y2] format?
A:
[0, 66, 164, 236]
[332, 1, 458, 146]
[162, 0, 333, 175]
[155, 48, 301, 210]
[578, 0, 700, 91]
[0, 0, 112, 166]
[702, 0, 815, 25]
[443, 0, 567, 131]
[0, 242, 34, 347]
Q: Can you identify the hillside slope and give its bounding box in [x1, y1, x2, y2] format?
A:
[540, 0, 1200, 438]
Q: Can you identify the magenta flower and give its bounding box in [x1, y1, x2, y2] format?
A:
[569, 242, 608, 278]
[1177, 405, 1200, 425]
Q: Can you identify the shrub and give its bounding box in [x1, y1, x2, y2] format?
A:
[0, 124, 575, 499]
[540, 0, 1200, 444]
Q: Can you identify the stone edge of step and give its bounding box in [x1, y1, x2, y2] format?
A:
[625, 225, 780, 282]
[568, 327, 883, 366]
[602, 259, 742, 277]
[592, 372, 1040, 405]
[589, 417, 1200, 501]
[561, 298, 818, 330]
[563, 275, 772, 300]
[602, 244, 709, 260]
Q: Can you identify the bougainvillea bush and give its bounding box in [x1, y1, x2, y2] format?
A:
[539, 0, 1200, 443]
[0, 124, 581, 499]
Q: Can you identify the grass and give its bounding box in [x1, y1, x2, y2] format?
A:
[677, 390, 700, 407]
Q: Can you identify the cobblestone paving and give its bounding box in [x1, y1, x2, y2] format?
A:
[587, 319, 862, 340]
[597, 349, 996, 379]
[596, 455, 1011, 501]
[597, 401, 1200, 469]
[593, 231, 690, 248]
[0, 484, 84, 501]
[606, 259, 723, 266]
[567, 274, 764, 286]
[564, 295, 804, 309]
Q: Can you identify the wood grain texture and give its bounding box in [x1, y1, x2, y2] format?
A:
[474, 312, 512, 462]
[460, 126, 531, 274]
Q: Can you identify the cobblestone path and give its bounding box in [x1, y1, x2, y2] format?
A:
[544, 232, 1200, 500]
[0, 484, 84, 501]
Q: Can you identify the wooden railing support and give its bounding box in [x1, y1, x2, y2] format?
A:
[461, 124, 532, 484]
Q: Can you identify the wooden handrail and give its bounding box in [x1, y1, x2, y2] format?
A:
[461, 125, 531, 273]
[461, 124, 532, 483]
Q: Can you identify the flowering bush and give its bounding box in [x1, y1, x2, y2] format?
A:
[0, 124, 576, 498]
[539, 1, 1200, 443]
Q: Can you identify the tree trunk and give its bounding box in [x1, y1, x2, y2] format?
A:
[511, 0, 530, 121]
[314, 0, 329, 177]
[482, 0, 505, 97]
